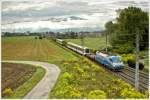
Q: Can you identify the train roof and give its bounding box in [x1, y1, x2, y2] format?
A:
[97, 52, 108, 57]
[68, 42, 89, 49]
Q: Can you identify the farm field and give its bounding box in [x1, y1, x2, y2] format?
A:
[2, 36, 148, 98]
[2, 36, 77, 62]
[2, 63, 35, 97]
[65, 37, 149, 72]
[2, 63, 45, 98]
[2, 62, 45, 98]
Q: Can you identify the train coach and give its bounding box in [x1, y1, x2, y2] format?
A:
[56, 39, 90, 55]
[67, 42, 90, 55]
[95, 51, 124, 71]
[56, 39, 64, 45]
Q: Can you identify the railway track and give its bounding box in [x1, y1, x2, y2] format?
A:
[116, 70, 148, 91]
[54, 40, 149, 92]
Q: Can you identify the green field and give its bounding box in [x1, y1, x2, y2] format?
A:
[65, 37, 110, 50]
[2, 36, 147, 98]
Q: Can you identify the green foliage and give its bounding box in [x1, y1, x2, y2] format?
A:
[91, 49, 98, 54]
[121, 54, 135, 63]
[91, 64, 105, 72]
[3, 88, 14, 97]
[107, 79, 147, 98]
[120, 88, 146, 98]
[105, 6, 148, 51]
[55, 85, 81, 98]
[112, 43, 134, 54]
[87, 90, 107, 99]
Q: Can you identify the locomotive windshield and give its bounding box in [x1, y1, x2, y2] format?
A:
[109, 56, 122, 63]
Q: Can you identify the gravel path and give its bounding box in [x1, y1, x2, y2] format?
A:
[2, 60, 60, 99]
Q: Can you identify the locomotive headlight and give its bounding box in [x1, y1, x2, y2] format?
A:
[113, 63, 117, 67]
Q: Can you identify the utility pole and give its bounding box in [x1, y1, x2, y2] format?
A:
[106, 32, 108, 52]
[135, 32, 139, 91]
[80, 32, 84, 56]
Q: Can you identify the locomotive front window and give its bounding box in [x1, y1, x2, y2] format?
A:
[110, 57, 121, 63]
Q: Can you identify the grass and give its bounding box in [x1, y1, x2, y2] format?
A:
[5, 66, 45, 99]
[2, 36, 148, 98]
[65, 37, 110, 50]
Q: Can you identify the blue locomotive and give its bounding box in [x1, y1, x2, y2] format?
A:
[95, 51, 124, 71]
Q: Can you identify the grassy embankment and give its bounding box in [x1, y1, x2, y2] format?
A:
[2, 63, 45, 98]
[2, 36, 148, 98]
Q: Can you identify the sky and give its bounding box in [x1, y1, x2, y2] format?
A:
[1, 0, 149, 32]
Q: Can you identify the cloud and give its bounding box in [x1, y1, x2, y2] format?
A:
[2, 0, 149, 32]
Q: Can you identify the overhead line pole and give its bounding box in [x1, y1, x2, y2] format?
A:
[135, 31, 139, 91]
[106, 32, 108, 52]
[81, 32, 84, 56]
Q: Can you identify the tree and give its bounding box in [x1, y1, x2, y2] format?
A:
[105, 6, 148, 53]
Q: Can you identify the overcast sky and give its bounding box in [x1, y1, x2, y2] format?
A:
[2, 0, 149, 32]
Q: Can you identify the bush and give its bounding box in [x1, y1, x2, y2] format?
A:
[3, 88, 14, 97]
[91, 49, 98, 54]
[39, 36, 43, 39]
[35, 37, 37, 39]
[112, 44, 134, 54]
[122, 54, 135, 63]
[87, 90, 106, 99]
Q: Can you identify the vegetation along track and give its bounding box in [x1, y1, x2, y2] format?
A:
[53, 40, 149, 92]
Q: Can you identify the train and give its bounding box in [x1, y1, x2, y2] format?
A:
[55, 38, 124, 71]
[95, 51, 124, 71]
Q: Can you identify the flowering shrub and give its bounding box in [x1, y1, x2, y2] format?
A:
[73, 66, 84, 74]
[91, 65, 105, 72]
[107, 79, 147, 98]
[87, 90, 106, 99]
[55, 85, 81, 98]
[62, 72, 73, 79]
[3, 88, 14, 97]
